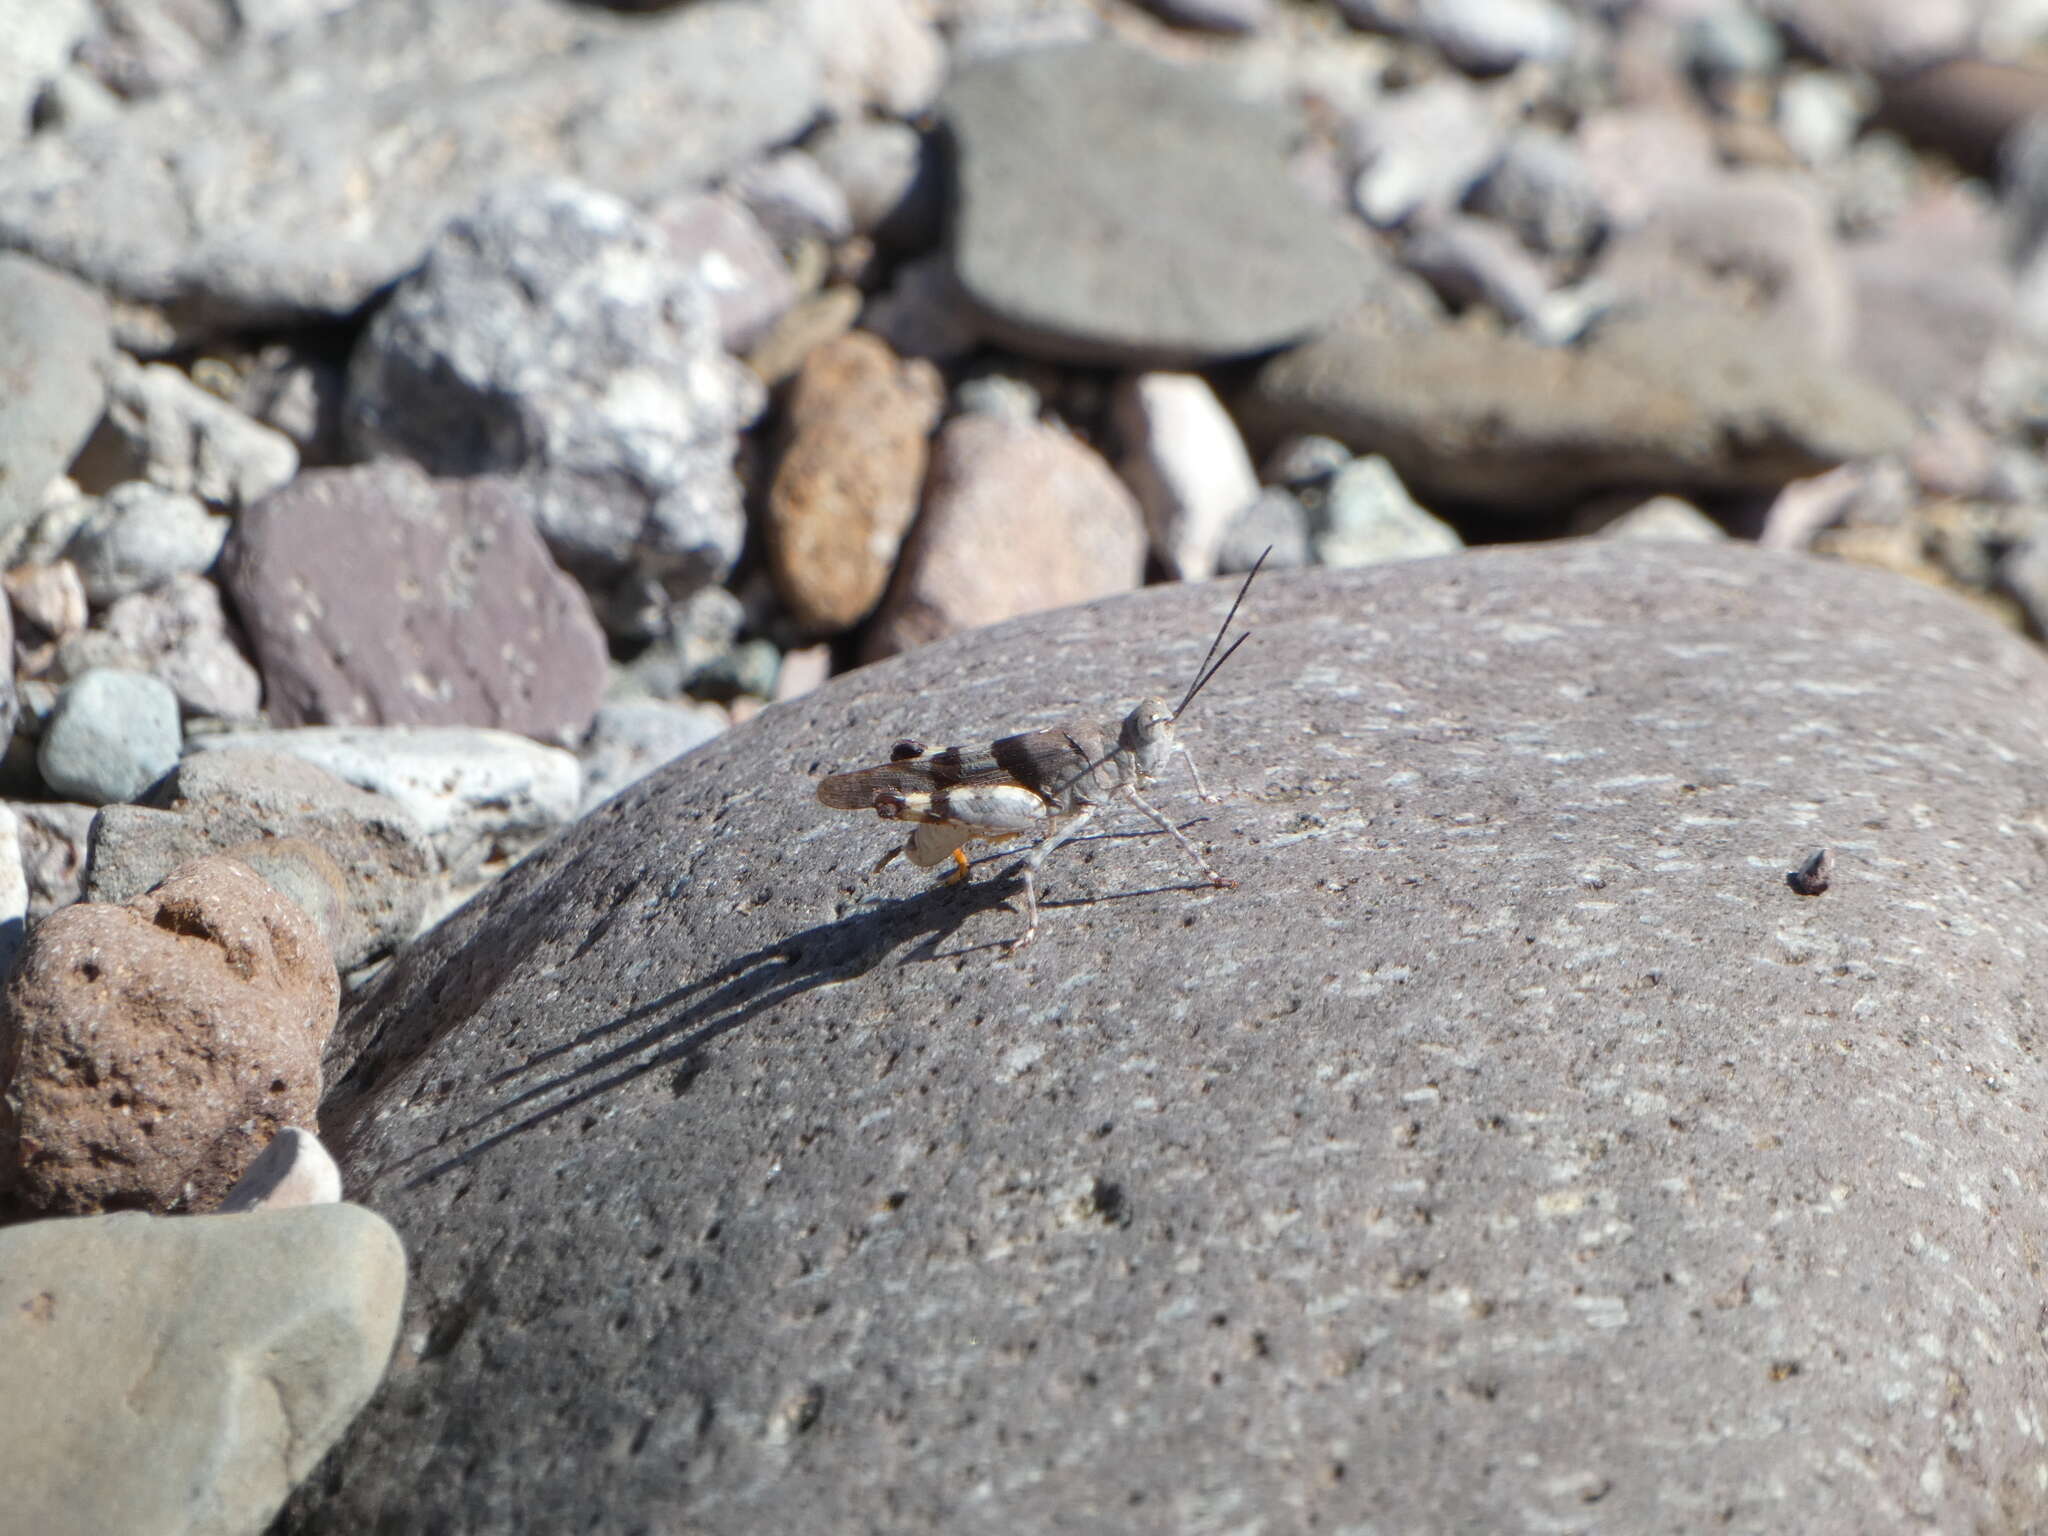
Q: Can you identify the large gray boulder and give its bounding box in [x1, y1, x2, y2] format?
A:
[293, 544, 2048, 1532]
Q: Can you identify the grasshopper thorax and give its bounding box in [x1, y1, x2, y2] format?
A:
[1117, 696, 1178, 785]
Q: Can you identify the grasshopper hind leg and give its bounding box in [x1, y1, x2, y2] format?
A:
[1006, 805, 1099, 954]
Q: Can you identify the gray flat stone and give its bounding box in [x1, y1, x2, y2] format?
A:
[0, 0, 821, 345]
[188, 725, 579, 884]
[1240, 297, 1915, 509]
[294, 543, 2048, 1533]
[0, 255, 111, 544]
[0, 1205, 404, 1536]
[940, 42, 1379, 366]
[86, 746, 437, 971]
[71, 354, 299, 510]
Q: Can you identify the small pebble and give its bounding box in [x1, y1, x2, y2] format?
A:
[37, 668, 181, 805]
[216, 1127, 345, 1214]
[1787, 847, 1833, 896]
[1314, 457, 1465, 568]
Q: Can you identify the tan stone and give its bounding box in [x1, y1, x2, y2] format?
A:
[864, 413, 1148, 660]
[0, 855, 339, 1214]
[765, 329, 944, 635]
[745, 283, 862, 387]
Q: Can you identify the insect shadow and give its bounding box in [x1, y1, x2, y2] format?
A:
[385, 823, 1221, 1190]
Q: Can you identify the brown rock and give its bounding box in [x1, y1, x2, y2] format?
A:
[864, 413, 1148, 660]
[765, 331, 944, 635]
[222, 460, 609, 744]
[0, 855, 340, 1214]
[745, 284, 863, 388]
[4, 561, 88, 645]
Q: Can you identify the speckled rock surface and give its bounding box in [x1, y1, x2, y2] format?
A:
[294, 544, 2048, 1533]
[764, 330, 944, 635]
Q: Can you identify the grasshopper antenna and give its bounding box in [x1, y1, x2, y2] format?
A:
[1172, 546, 1268, 721]
[1042, 551, 1273, 805]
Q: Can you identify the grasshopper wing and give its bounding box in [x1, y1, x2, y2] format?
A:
[815, 727, 1095, 812]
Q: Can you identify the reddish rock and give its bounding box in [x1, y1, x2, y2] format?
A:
[864, 413, 1147, 660]
[765, 331, 944, 635]
[0, 856, 340, 1214]
[222, 460, 609, 745]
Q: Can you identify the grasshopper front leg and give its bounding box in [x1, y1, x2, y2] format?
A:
[1123, 784, 1235, 891]
[1179, 743, 1221, 805]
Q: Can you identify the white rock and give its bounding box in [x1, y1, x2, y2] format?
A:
[0, 0, 92, 146]
[217, 1126, 344, 1213]
[1417, 0, 1578, 74]
[1314, 456, 1464, 567]
[1348, 77, 1504, 228]
[1593, 495, 1728, 543]
[577, 700, 729, 816]
[0, 804, 26, 982]
[1113, 373, 1260, 583]
[189, 726, 581, 881]
[1776, 69, 1870, 168]
[776, 0, 946, 119]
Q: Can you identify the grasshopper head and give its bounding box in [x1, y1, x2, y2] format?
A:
[1119, 696, 1178, 782]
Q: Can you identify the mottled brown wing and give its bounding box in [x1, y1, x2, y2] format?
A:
[815, 727, 1092, 811]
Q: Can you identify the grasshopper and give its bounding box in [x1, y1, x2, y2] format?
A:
[816, 553, 1266, 953]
